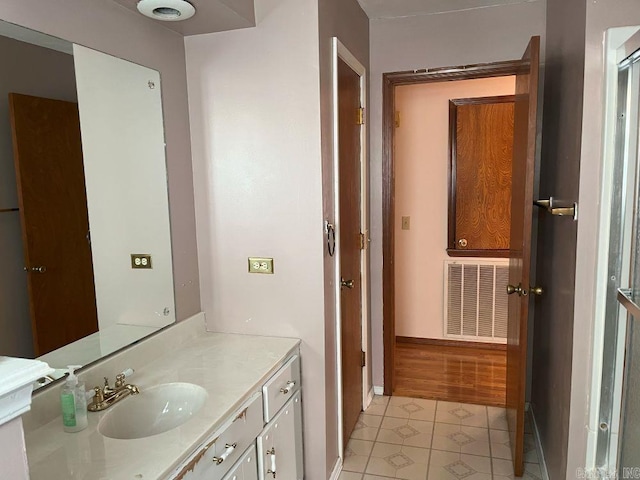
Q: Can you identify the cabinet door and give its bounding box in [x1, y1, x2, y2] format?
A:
[256, 391, 303, 480]
[222, 445, 258, 480]
[448, 95, 514, 257]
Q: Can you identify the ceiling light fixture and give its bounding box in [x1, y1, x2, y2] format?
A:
[137, 0, 196, 22]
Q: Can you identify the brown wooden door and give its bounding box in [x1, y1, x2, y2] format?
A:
[338, 58, 363, 443]
[9, 93, 98, 356]
[449, 96, 514, 257]
[505, 36, 540, 476]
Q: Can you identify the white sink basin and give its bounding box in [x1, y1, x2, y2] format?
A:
[98, 382, 208, 439]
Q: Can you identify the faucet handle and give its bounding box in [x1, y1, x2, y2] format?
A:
[103, 377, 110, 387]
[115, 373, 126, 388]
[93, 386, 104, 403]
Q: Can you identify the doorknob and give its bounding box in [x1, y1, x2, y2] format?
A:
[24, 266, 47, 273]
[506, 283, 528, 296]
[458, 238, 468, 248]
[531, 286, 544, 296]
[341, 278, 355, 289]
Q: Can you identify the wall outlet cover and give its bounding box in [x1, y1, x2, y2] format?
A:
[248, 257, 274, 274]
[131, 254, 152, 269]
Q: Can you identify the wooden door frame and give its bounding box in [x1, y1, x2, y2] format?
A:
[382, 60, 523, 395]
[332, 37, 368, 457]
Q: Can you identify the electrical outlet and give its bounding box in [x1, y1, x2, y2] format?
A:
[401, 216, 410, 230]
[131, 254, 152, 269]
[248, 257, 274, 274]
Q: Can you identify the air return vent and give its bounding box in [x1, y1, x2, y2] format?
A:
[444, 260, 509, 343]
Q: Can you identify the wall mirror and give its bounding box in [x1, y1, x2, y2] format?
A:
[0, 20, 175, 389]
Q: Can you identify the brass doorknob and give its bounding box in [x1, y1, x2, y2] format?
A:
[341, 278, 354, 289]
[458, 238, 468, 248]
[506, 283, 528, 296]
[531, 286, 544, 296]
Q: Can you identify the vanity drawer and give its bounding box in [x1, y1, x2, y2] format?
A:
[262, 355, 300, 422]
[181, 393, 263, 480]
[221, 445, 258, 480]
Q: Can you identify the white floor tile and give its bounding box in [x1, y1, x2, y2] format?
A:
[386, 396, 437, 422]
[365, 442, 430, 480]
[487, 406, 508, 431]
[428, 450, 492, 480]
[435, 402, 488, 428]
[343, 439, 374, 473]
[339, 471, 363, 480]
[351, 414, 383, 441]
[365, 395, 390, 416]
[431, 423, 491, 457]
[376, 416, 434, 448]
[489, 428, 512, 460]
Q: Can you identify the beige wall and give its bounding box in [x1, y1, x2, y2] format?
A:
[0, 0, 200, 322]
[394, 77, 515, 339]
[369, 0, 547, 387]
[0, 418, 29, 479]
[186, 0, 329, 477]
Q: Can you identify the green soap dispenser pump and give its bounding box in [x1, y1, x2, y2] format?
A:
[60, 365, 88, 432]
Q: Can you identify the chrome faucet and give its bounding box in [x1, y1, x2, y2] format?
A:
[88, 371, 140, 412]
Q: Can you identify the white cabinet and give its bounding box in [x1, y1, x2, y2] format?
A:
[171, 353, 303, 480]
[222, 445, 258, 480]
[256, 391, 303, 480]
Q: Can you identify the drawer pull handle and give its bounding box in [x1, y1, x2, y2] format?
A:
[280, 380, 296, 395]
[266, 447, 276, 478]
[212, 443, 237, 465]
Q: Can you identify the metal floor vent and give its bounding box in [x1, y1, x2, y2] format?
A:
[444, 260, 509, 343]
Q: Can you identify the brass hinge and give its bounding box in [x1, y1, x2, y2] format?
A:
[361, 351, 366, 367]
[395, 110, 400, 128]
[359, 232, 367, 250]
[357, 107, 365, 125]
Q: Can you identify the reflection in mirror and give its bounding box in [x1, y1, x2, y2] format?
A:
[0, 21, 175, 388]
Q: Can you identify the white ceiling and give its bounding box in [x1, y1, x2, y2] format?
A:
[111, 0, 255, 36]
[357, 0, 537, 19]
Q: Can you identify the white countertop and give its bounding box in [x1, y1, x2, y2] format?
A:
[25, 331, 300, 480]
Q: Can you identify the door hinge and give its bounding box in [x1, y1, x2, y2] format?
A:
[361, 350, 366, 368]
[359, 232, 367, 250]
[395, 111, 400, 128]
[357, 107, 365, 125]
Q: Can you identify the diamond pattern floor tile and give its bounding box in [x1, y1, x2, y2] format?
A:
[341, 399, 544, 480]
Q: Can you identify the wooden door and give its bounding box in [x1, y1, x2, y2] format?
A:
[448, 96, 514, 257]
[338, 57, 363, 442]
[9, 93, 98, 356]
[505, 36, 540, 476]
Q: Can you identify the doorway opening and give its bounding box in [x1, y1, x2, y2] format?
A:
[380, 36, 540, 476]
[392, 77, 515, 407]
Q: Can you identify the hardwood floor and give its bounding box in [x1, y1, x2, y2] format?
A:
[394, 340, 507, 407]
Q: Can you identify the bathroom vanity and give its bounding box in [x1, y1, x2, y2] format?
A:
[22, 315, 304, 480]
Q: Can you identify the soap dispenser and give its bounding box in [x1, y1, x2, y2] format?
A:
[60, 365, 88, 433]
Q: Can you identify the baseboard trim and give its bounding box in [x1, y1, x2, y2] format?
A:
[396, 336, 507, 351]
[529, 404, 550, 480]
[366, 387, 374, 410]
[373, 385, 384, 396]
[329, 456, 342, 480]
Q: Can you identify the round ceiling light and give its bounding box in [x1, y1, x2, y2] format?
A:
[137, 0, 196, 21]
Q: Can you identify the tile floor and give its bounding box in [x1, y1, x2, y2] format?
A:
[340, 396, 542, 480]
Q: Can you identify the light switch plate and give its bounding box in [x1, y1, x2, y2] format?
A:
[131, 254, 152, 269]
[248, 257, 274, 274]
[401, 216, 410, 230]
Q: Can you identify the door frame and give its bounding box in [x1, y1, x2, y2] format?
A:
[382, 60, 522, 395]
[332, 37, 369, 456]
